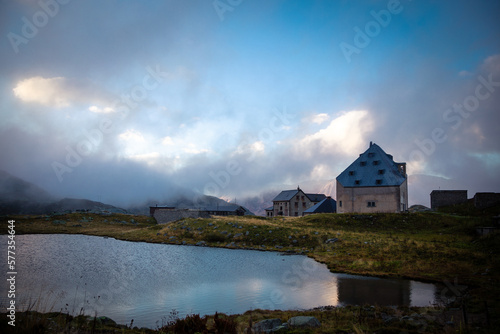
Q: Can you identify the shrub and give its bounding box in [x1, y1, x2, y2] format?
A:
[205, 232, 226, 243]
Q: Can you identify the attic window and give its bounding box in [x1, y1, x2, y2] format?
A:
[368, 153, 375, 158]
[375, 179, 382, 185]
[373, 160, 380, 165]
[378, 169, 385, 175]
[355, 180, 361, 185]
[360, 161, 367, 166]
[348, 171, 355, 176]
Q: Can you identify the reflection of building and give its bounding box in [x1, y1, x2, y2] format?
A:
[336, 142, 408, 213]
[337, 276, 411, 306]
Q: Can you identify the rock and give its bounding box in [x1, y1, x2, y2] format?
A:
[196, 241, 206, 246]
[287, 316, 321, 328]
[325, 238, 338, 244]
[234, 233, 243, 238]
[253, 318, 283, 333]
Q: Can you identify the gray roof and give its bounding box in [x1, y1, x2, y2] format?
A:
[272, 190, 299, 202]
[336, 143, 406, 187]
[201, 205, 254, 215]
[306, 193, 327, 202]
[304, 197, 337, 213]
[272, 189, 326, 203]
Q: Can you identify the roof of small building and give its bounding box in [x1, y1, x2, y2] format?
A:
[265, 206, 274, 211]
[200, 205, 255, 215]
[336, 142, 407, 187]
[272, 189, 299, 202]
[303, 197, 337, 214]
[306, 193, 327, 202]
[272, 188, 327, 203]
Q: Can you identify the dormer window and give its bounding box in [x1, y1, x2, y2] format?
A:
[355, 180, 361, 185]
[376, 179, 382, 185]
[349, 171, 355, 176]
[378, 169, 385, 175]
[360, 161, 367, 166]
[373, 160, 380, 165]
[368, 153, 375, 158]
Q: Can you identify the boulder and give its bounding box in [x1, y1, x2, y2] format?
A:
[253, 318, 283, 333]
[287, 316, 321, 328]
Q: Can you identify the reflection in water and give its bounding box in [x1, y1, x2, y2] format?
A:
[0, 235, 438, 328]
[338, 275, 411, 306]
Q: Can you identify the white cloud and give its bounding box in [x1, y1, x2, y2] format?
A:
[311, 113, 330, 124]
[13, 76, 113, 109]
[297, 110, 375, 157]
[13, 76, 71, 108]
[119, 129, 145, 142]
[162, 136, 175, 146]
[89, 105, 115, 113]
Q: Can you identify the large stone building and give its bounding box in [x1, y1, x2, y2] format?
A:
[336, 142, 408, 213]
[269, 187, 326, 217]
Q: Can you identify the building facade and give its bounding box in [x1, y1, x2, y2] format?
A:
[271, 187, 326, 217]
[336, 142, 408, 213]
[430, 190, 468, 209]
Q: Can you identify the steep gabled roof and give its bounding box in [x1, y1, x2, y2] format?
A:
[336, 142, 406, 188]
[272, 190, 299, 202]
[304, 197, 337, 214]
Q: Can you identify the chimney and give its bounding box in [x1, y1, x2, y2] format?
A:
[370, 141, 373, 147]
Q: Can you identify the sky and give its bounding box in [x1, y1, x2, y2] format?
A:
[1, 0, 499, 209]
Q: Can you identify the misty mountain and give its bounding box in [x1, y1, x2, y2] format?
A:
[0, 170, 55, 203]
[0, 170, 127, 215]
[0, 170, 251, 215]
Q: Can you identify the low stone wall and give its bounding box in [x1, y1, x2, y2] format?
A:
[153, 209, 210, 224]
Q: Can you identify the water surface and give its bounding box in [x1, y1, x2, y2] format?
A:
[0, 234, 439, 328]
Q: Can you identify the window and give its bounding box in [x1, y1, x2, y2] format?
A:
[378, 169, 385, 175]
[296, 195, 299, 200]
[367, 201, 376, 207]
[360, 161, 367, 166]
[368, 152, 375, 158]
[294, 212, 298, 217]
[301, 196, 304, 200]
[355, 180, 361, 185]
[339, 201, 342, 207]
[373, 160, 380, 165]
[302, 202, 306, 208]
[376, 179, 382, 185]
[295, 202, 298, 208]
[348, 171, 355, 176]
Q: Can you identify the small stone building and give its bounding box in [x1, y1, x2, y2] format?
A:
[271, 187, 326, 217]
[430, 190, 468, 209]
[336, 142, 408, 213]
